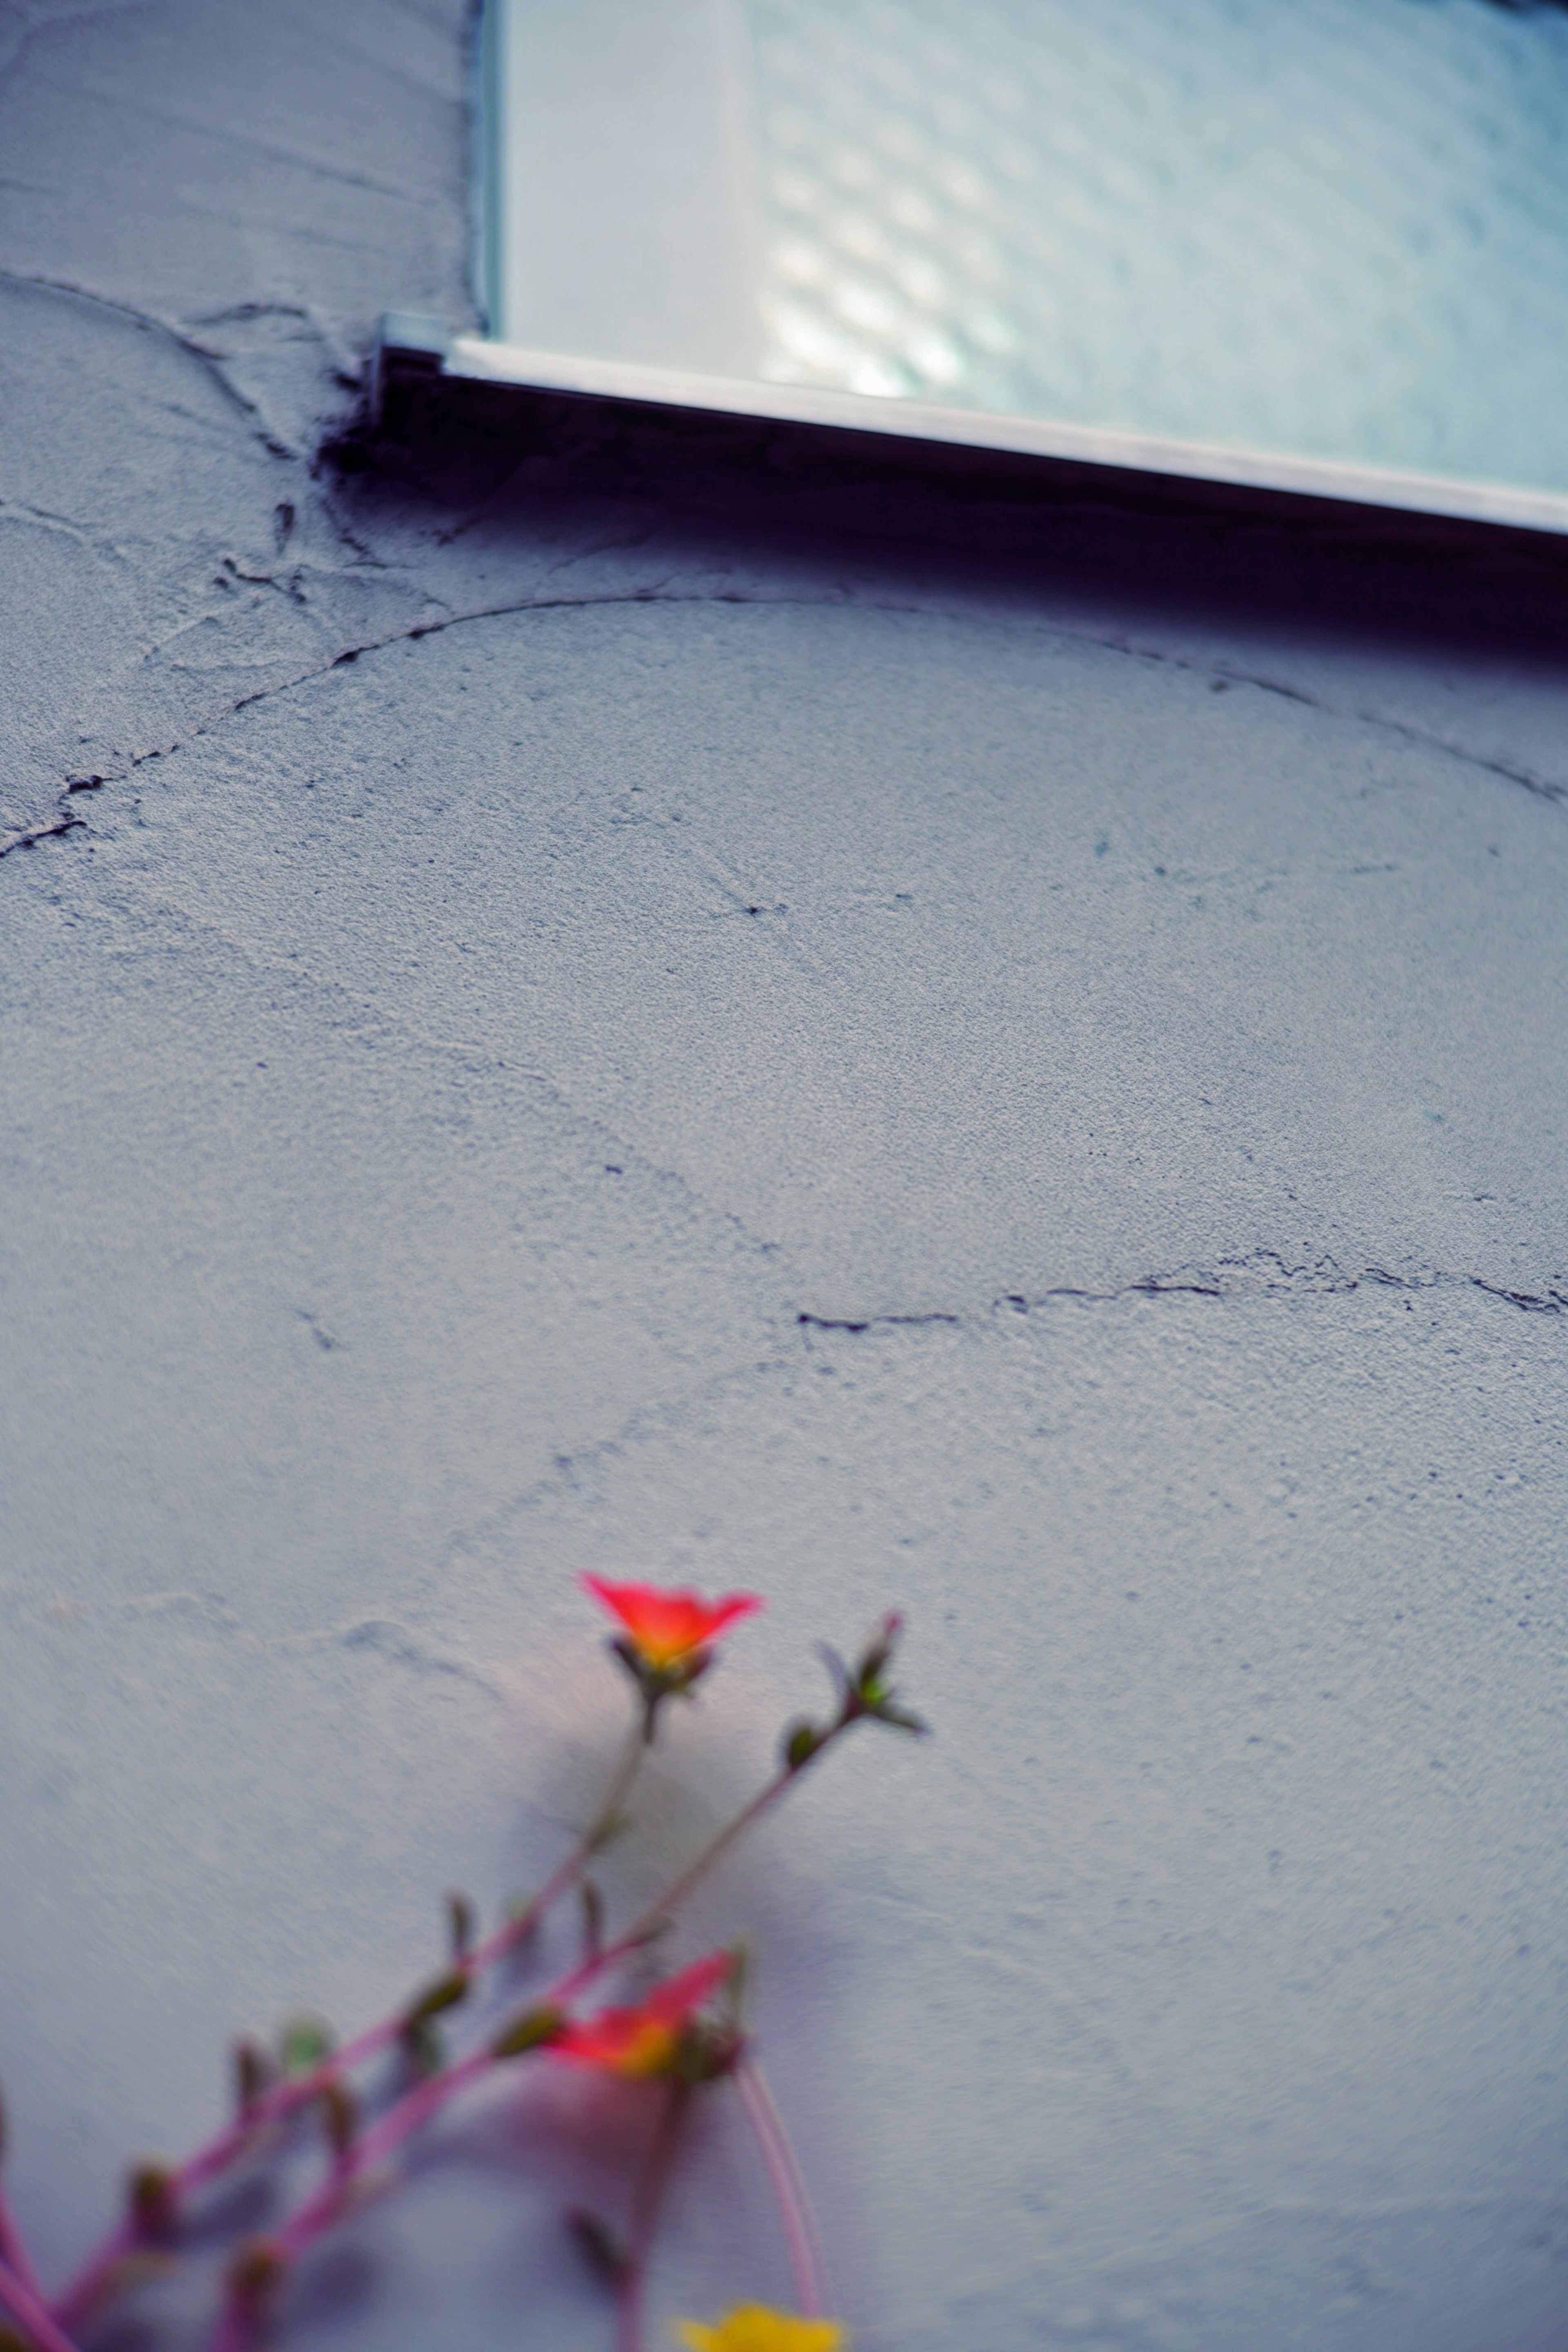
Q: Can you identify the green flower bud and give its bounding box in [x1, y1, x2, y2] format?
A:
[401, 1966, 470, 2028]
[279, 2013, 334, 2076]
[490, 2002, 565, 2060]
[226, 2237, 286, 2307]
[783, 1718, 825, 1772]
[127, 2161, 176, 2240]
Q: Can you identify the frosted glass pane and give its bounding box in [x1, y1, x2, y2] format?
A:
[486, 0, 1568, 504]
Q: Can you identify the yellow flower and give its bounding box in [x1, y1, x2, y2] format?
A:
[674, 2307, 846, 2352]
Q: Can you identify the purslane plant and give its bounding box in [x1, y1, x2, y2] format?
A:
[0, 1578, 924, 2352]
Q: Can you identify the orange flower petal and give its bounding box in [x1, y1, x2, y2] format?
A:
[582, 1576, 762, 1669]
[550, 1952, 734, 2078]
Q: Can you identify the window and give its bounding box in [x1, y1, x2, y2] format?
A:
[388, 0, 1568, 532]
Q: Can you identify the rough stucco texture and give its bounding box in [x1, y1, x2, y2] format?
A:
[2, 7, 1566, 2351]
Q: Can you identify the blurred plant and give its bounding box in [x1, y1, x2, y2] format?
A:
[0, 1581, 924, 2352]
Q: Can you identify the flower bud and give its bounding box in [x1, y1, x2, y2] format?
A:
[782, 1718, 825, 1772]
[832, 1613, 927, 1737]
[447, 1891, 475, 1961]
[579, 1879, 604, 1958]
[225, 2237, 286, 2310]
[401, 1967, 470, 2028]
[855, 1611, 903, 1690]
[127, 2161, 176, 2240]
[278, 2013, 334, 2076]
[490, 2003, 565, 2060]
[233, 2037, 273, 2118]
[672, 2019, 744, 2087]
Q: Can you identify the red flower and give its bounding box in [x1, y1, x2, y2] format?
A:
[582, 1576, 762, 1672]
[549, 1952, 735, 2078]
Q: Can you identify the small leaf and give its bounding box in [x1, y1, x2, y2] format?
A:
[446, 1891, 474, 1962]
[875, 1701, 928, 1736]
[279, 2013, 334, 2077]
[402, 1967, 470, 2028]
[233, 2037, 273, 2118]
[401, 2015, 445, 2079]
[565, 2207, 626, 2287]
[226, 2238, 286, 2307]
[490, 2003, 564, 2060]
[783, 1717, 824, 1772]
[785, 1712, 832, 1768]
[579, 1879, 603, 1960]
[127, 2161, 177, 2240]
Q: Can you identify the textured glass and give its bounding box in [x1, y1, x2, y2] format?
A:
[745, 0, 1568, 489]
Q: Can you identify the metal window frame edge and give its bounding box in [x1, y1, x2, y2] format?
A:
[371, 315, 1568, 541]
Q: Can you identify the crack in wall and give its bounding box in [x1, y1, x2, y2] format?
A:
[0, 266, 302, 459]
[428, 1345, 797, 1579]
[0, 497, 129, 561]
[311, 557, 1568, 814]
[35, 854, 1568, 1360]
[0, 584, 883, 859]
[11, 450, 1564, 861]
[21, 1587, 506, 1699]
[34, 868, 795, 1277]
[0, 0, 139, 90]
[1075, 627, 1568, 806]
[797, 1251, 1568, 1334]
[183, 298, 362, 381]
[2, 807, 89, 854]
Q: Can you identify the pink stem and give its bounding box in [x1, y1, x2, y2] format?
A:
[202, 2053, 494, 2350]
[55, 1719, 648, 2329]
[733, 2055, 830, 2319]
[616, 2085, 688, 2352]
[205, 1732, 856, 2343]
[549, 1759, 801, 2015]
[0, 2256, 85, 2352]
[272, 2051, 493, 2263]
[0, 2186, 45, 2302]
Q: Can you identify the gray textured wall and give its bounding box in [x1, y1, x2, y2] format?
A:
[2, 7, 1566, 2350]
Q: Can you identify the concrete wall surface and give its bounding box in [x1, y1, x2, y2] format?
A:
[1, 7, 1566, 2350]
